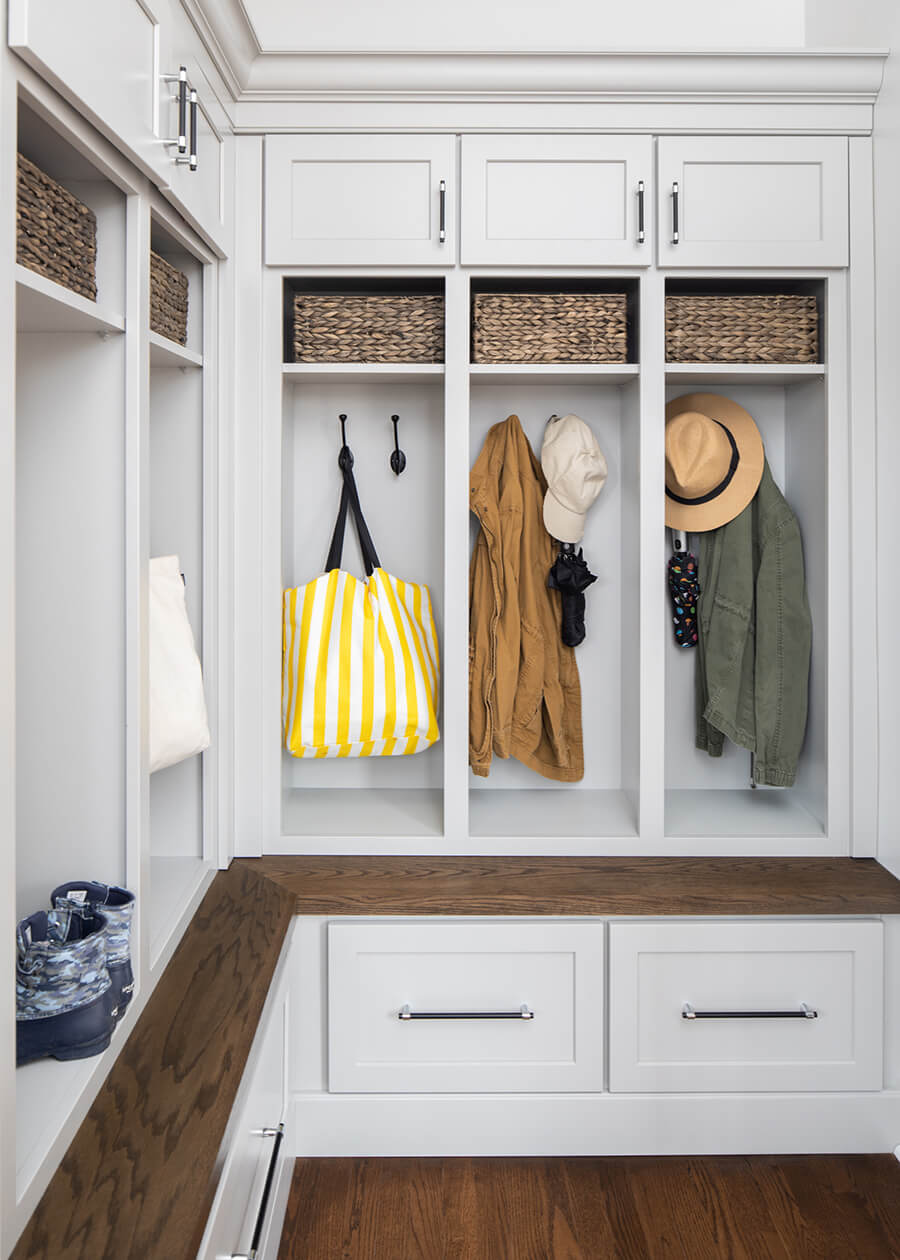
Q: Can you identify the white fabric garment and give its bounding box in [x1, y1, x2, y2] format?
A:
[149, 555, 210, 773]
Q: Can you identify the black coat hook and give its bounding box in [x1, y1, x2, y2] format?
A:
[338, 413, 353, 470]
[390, 414, 406, 476]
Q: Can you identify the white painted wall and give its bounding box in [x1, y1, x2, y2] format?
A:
[807, 1, 899, 876]
[242, 0, 806, 53]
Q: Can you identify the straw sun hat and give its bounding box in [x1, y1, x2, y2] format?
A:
[665, 393, 765, 532]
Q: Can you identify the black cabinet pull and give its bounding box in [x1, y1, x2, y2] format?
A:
[399, 1004, 534, 1020]
[189, 88, 198, 171]
[682, 1003, 817, 1020]
[177, 67, 188, 152]
[439, 179, 446, 244]
[672, 180, 680, 245]
[637, 180, 645, 244]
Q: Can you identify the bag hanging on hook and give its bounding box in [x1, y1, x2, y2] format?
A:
[282, 416, 440, 759]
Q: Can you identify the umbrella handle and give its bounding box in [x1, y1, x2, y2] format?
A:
[670, 527, 687, 554]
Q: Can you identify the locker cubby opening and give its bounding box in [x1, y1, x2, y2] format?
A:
[468, 378, 640, 842]
[469, 277, 640, 366]
[282, 275, 445, 365]
[663, 376, 828, 842]
[665, 276, 826, 367]
[17, 98, 127, 323]
[281, 376, 445, 841]
[148, 216, 208, 962]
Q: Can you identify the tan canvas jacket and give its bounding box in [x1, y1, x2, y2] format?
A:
[469, 414, 584, 783]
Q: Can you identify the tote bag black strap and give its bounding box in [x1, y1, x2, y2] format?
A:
[325, 454, 381, 577]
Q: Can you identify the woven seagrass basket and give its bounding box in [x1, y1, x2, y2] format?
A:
[16, 153, 97, 301]
[150, 251, 189, 346]
[292, 294, 444, 363]
[472, 293, 628, 364]
[665, 294, 819, 364]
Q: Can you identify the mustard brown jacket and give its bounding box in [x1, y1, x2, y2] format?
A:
[469, 414, 584, 782]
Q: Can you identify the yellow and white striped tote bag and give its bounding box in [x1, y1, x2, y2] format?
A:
[282, 456, 440, 759]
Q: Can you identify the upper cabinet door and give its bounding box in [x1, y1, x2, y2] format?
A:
[460, 135, 653, 266]
[9, 0, 162, 178]
[265, 135, 456, 266]
[657, 137, 849, 268]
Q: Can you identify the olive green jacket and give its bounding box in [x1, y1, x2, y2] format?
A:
[696, 461, 811, 788]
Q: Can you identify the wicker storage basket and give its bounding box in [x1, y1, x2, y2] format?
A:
[665, 295, 819, 364]
[16, 153, 97, 301]
[292, 294, 444, 363]
[472, 293, 628, 364]
[150, 251, 189, 346]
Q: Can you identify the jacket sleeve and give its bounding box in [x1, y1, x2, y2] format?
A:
[753, 514, 812, 787]
[468, 525, 493, 777]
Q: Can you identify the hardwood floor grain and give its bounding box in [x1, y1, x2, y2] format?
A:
[277, 1156, 900, 1260]
[11, 862, 295, 1260]
[244, 856, 900, 917]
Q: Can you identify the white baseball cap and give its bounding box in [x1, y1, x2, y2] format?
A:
[540, 413, 608, 544]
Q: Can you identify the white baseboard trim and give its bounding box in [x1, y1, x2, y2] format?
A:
[289, 1092, 900, 1157]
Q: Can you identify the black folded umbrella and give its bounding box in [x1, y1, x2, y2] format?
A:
[667, 550, 700, 647]
[548, 547, 597, 648]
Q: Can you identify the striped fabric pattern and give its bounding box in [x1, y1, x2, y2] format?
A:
[283, 566, 440, 759]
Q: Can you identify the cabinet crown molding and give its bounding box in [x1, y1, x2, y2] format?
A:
[182, 10, 886, 107]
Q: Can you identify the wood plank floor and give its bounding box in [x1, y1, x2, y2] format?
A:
[278, 1155, 900, 1259]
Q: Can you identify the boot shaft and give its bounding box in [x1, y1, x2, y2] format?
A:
[16, 909, 111, 1021]
[51, 881, 134, 967]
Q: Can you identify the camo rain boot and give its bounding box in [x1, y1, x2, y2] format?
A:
[51, 881, 135, 1023]
[16, 907, 114, 1066]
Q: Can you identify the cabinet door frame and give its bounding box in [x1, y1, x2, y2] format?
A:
[461, 134, 653, 266]
[657, 135, 849, 268]
[264, 133, 456, 266]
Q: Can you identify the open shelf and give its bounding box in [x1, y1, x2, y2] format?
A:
[282, 788, 443, 840]
[470, 363, 638, 386]
[665, 789, 825, 838]
[665, 363, 825, 386]
[150, 330, 202, 369]
[283, 363, 443, 385]
[16, 265, 125, 336]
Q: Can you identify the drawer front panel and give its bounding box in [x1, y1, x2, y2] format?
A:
[461, 134, 652, 265]
[657, 136, 848, 267]
[609, 921, 882, 1093]
[328, 922, 604, 1092]
[265, 134, 456, 265]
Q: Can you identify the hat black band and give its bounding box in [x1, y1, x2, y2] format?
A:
[666, 421, 740, 507]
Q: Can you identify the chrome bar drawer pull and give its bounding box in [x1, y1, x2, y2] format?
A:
[189, 88, 199, 171]
[682, 1003, 818, 1020]
[399, 1004, 534, 1020]
[637, 180, 645, 244]
[230, 1122, 285, 1259]
[439, 180, 447, 243]
[671, 180, 680, 245]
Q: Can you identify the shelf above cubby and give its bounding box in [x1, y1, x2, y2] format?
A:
[282, 363, 444, 385]
[665, 789, 825, 839]
[470, 363, 639, 386]
[665, 362, 825, 386]
[15, 265, 125, 336]
[149, 331, 203, 369]
[469, 789, 637, 840]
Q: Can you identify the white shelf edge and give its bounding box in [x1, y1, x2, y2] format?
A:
[666, 362, 826, 385]
[149, 330, 203, 368]
[283, 362, 445, 384]
[15, 264, 125, 335]
[470, 363, 639, 385]
[148, 856, 216, 973]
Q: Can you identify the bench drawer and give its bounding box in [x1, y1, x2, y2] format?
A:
[328, 922, 604, 1093]
[609, 920, 883, 1093]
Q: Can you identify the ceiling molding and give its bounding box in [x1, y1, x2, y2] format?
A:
[179, 12, 887, 109]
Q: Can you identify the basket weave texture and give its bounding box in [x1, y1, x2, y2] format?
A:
[17, 153, 97, 301]
[150, 251, 189, 346]
[292, 294, 444, 363]
[472, 293, 628, 364]
[666, 295, 819, 364]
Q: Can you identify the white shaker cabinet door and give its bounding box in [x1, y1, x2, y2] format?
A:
[657, 136, 849, 267]
[265, 134, 456, 265]
[460, 135, 652, 265]
[9, 0, 163, 182]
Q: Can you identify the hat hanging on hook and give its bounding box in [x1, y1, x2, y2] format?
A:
[390, 414, 406, 476]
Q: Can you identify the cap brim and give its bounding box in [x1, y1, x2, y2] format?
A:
[543, 491, 586, 544]
[665, 392, 765, 532]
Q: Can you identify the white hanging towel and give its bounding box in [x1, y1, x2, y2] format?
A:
[149, 555, 210, 773]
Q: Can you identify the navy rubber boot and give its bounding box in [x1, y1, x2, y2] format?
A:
[51, 881, 135, 1023]
[16, 908, 114, 1066]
